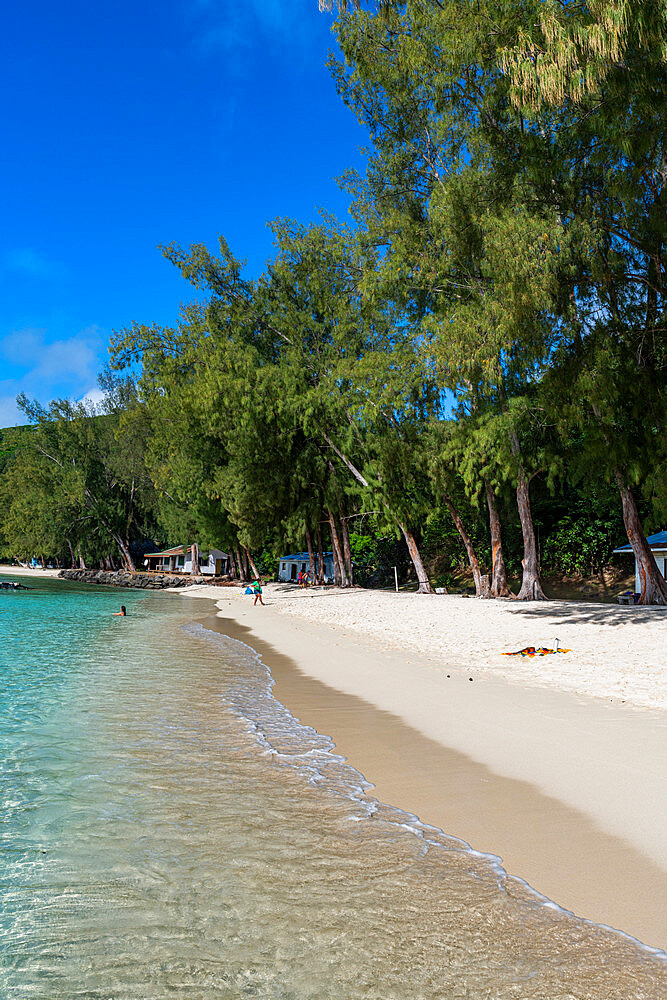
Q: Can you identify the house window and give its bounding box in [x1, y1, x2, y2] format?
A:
[177, 555, 185, 567]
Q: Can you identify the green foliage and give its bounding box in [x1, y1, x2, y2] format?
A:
[3, 0, 664, 597]
[0, 388, 163, 567]
[542, 517, 622, 577]
[347, 526, 411, 587]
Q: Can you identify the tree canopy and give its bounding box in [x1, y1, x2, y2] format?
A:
[1, 0, 664, 602]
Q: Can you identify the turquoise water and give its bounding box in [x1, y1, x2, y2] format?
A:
[1, 575, 665, 999]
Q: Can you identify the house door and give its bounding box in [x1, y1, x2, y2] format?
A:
[290, 563, 297, 581]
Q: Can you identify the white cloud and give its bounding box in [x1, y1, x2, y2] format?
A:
[0, 325, 108, 426]
[0, 325, 104, 383]
[32, 327, 104, 383]
[79, 387, 106, 411]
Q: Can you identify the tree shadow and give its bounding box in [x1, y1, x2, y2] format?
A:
[505, 600, 666, 627]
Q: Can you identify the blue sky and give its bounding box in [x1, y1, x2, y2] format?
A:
[0, 1, 366, 426]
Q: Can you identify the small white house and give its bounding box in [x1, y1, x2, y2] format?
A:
[613, 531, 667, 594]
[278, 551, 335, 583]
[144, 545, 230, 576]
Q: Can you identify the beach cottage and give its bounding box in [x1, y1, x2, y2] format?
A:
[278, 551, 335, 583]
[144, 545, 230, 576]
[612, 531, 667, 595]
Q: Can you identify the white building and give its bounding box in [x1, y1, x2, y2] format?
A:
[144, 545, 230, 576]
[612, 531, 667, 594]
[278, 551, 335, 583]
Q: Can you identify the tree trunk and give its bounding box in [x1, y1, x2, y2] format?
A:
[305, 526, 317, 583]
[509, 431, 546, 601]
[323, 433, 432, 593]
[316, 522, 326, 584]
[241, 547, 250, 579]
[245, 548, 260, 579]
[77, 547, 86, 570]
[515, 473, 547, 600]
[89, 498, 134, 571]
[112, 534, 135, 572]
[484, 478, 512, 597]
[235, 546, 247, 583]
[67, 538, 76, 569]
[190, 542, 200, 577]
[398, 524, 432, 593]
[443, 494, 486, 597]
[328, 509, 347, 587]
[125, 479, 136, 563]
[339, 511, 353, 586]
[616, 475, 667, 604]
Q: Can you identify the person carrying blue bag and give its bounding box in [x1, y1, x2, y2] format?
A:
[251, 579, 265, 606]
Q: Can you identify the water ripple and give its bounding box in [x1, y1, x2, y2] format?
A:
[0, 580, 664, 998]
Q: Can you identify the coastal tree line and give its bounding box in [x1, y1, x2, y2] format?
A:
[1, 0, 665, 602]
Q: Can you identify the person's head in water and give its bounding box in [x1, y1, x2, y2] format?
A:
[113, 605, 127, 617]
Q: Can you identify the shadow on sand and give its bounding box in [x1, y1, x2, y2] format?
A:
[506, 600, 665, 627]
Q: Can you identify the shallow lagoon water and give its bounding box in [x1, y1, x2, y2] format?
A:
[1, 577, 665, 998]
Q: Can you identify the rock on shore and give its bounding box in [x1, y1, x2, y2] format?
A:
[58, 569, 204, 589]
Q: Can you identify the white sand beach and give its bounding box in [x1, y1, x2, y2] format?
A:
[178, 582, 667, 950]
[183, 582, 667, 709]
[0, 564, 62, 579]
[262, 585, 667, 709]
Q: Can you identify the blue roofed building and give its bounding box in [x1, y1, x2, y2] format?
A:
[278, 551, 335, 583]
[613, 531, 667, 595]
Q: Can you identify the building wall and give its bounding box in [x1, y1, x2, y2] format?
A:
[278, 559, 308, 582]
[279, 556, 336, 583]
[634, 551, 667, 593]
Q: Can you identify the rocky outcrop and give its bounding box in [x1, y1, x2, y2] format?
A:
[58, 569, 205, 589]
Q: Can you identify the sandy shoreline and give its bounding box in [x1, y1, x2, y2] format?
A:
[0, 564, 61, 579]
[182, 582, 667, 709]
[178, 583, 667, 951]
[8, 569, 665, 948]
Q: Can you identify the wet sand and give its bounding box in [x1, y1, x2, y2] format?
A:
[201, 600, 667, 952]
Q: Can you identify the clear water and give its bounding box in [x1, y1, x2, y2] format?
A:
[1, 576, 665, 999]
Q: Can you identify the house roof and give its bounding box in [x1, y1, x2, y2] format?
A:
[145, 546, 230, 559]
[279, 551, 333, 561]
[613, 530, 667, 554]
[145, 546, 186, 557]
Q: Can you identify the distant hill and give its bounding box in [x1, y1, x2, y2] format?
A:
[0, 425, 31, 474]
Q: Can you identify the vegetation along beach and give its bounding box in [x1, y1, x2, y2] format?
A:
[1, 1, 665, 997]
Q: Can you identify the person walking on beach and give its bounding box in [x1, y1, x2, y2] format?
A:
[251, 580, 265, 606]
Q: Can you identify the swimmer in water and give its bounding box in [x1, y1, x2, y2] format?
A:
[112, 605, 127, 616]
